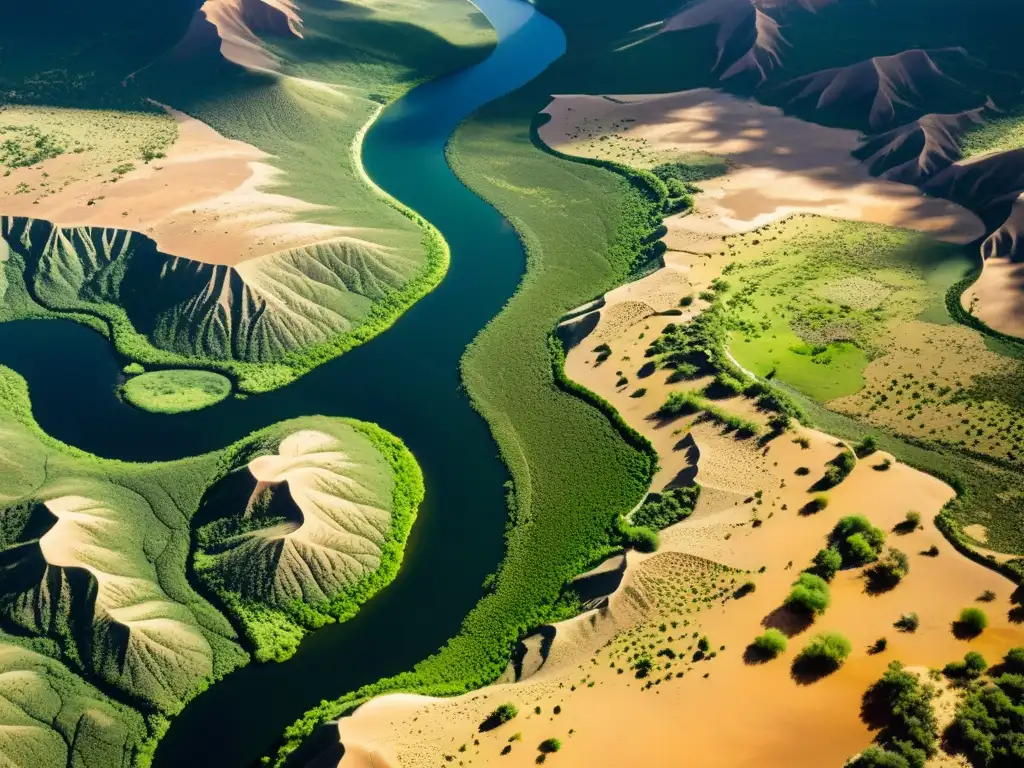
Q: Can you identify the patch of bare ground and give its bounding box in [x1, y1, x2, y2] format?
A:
[331, 255, 1022, 768]
[539, 89, 984, 245]
[0, 103, 352, 266]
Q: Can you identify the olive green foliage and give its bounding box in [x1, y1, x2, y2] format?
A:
[632, 485, 700, 530]
[956, 608, 989, 637]
[751, 629, 787, 658]
[621, 523, 660, 553]
[796, 632, 852, 670]
[538, 738, 562, 754]
[121, 369, 232, 414]
[830, 515, 887, 566]
[852, 661, 937, 768]
[812, 547, 843, 581]
[784, 572, 832, 616]
[724, 219, 971, 402]
[0, 124, 66, 168]
[948, 648, 1024, 767]
[944, 652, 989, 680]
[895, 613, 921, 633]
[868, 548, 911, 590]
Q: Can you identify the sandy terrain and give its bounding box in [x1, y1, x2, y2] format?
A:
[961, 197, 1024, 337]
[333, 394, 1021, 768]
[201, 0, 303, 72]
[539, 89, 984, 245]
[328, 217, 1021, 767]
[0, 101, 352, 265]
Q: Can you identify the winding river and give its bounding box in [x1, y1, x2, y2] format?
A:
[0, 2, 565, 766]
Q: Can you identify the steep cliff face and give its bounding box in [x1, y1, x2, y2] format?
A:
[1, 217, 423, 365]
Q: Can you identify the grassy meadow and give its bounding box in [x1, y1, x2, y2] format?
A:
[122, 369, 232, 413]
[714, 215, 1024, 553]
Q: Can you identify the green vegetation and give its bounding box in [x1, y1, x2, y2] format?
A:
[0, 363, 423, 761]
[867, 548, 911, 591]
[830, 515, 887, 566]
[0, 123, 66, 168]
[723, 219, 972, 401]
[848, 661, 937, 768]
[193, 419, 424, 663]
[750, 629, 788, 659]
[955, 607, 989, 637]
[895, 613, 921, 633]
[944, 651, 989, 680]
[538, 738, 562, 754]
[959, 109, 1024, 157]
[784, 572, 832, 617]
[0, 0, 498, 395]
[632, 485, 700, 530]
[121, 369, 232, 414]
[812, 547, 843, 581]
[795, 632, 852, 675]
[947, 647, 1024, 767]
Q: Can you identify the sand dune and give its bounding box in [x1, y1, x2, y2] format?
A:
[35, 485, 215, 711]
[200, 428, 396, 609]
[328, 216, 1022, 768]
[170, 0, 303, 73]
[960, 197, 1024, 337]
[771, 48, 984, 132]
[854, 106, 990, 185]
[0, 102, 366, 266]
[540, 89, 983, 243]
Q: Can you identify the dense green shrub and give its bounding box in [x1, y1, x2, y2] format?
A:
[945, 652, 989, 680]
[812, 547, 843, 581]
[538, 738, 562, 754]
[784, 572, 832, 616]
[955, 608, 989, 637]
[632, 485, 701, 530]
[856, 436, 879, 457]
[796, 632, 852, 672]
[949, 678, 1024, 766]
[1003, 647, 1024, 674]
[830, 515, 886, 566]
[751, 629, 787, 658]
[868, 549, 910, 590]
[852, 661, 937, 767]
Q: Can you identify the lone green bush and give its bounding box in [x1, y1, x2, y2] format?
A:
[751, 629, 787, 658]
[955, 607, 988, 637]
[796, 632, 852, 670]
[784, 572, 831, 616]
[538, 738, 562, 754]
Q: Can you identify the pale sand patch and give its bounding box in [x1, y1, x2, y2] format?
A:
[334, 425, 1021, 768]
[0, 102, 354, 265]
[201, 0, 304, 72]
[540, 89, 984, 244]
[964, 524, 989, 544]
[332, 215, 1021, 767]
[962, 197, 1024, 338]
